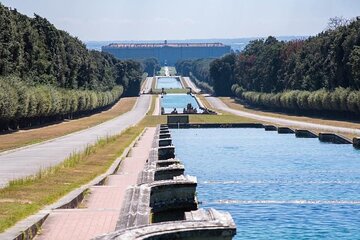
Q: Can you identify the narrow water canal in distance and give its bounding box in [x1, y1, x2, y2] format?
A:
[156, 77, 183, 89]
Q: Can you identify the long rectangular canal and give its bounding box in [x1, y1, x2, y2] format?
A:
[160, 94, 201, 114]
[156, 77, 183, 89]
[171, 128, 360, 239]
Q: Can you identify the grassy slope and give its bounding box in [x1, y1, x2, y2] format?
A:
[0, 97, 137, 153]
[0, 97, 155, 232]
[0, 126, 143, 232]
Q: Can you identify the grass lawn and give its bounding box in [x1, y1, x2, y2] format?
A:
[0, 98, 137, 153]
[189, 113, 256, 124]
[0, 96, 161, 233]
[0, 94, 254, 233]
[0, 126, 143, 232]
[152, 89, 189, 94]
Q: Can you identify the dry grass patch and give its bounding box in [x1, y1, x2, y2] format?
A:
[0, 97, 137, 152]
[189, 114, 256, 124]
[0, 126, 143, 233]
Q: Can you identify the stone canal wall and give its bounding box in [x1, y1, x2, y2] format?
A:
[94, 125, 237, 240]
[166, 123, 359, 148]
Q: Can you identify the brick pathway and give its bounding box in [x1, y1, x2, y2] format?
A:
[35, 128, 156, 240]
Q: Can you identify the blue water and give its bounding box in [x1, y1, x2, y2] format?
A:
[156, 77, 183, 89]
[161, 94, 200, 114]
[171, 128, 360, 240]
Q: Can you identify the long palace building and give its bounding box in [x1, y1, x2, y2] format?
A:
[102, 41, 231, 66]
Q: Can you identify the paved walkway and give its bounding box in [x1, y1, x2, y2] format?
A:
[207, 96, 360, 136]
[35, 127, 156, 240]
[152, 95, 160, 116]
[183, 77, 201, 93]
[0, 95, 151, 188]
[142, 77, 153, 94]
[164, 67, 170, 76]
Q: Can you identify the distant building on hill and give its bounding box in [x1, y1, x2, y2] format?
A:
[101, 41, 231, 66]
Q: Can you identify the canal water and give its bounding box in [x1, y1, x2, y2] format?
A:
[161, 94, 200, 114]
[156, 77, 183, 89]
[171, 128, 360, 240]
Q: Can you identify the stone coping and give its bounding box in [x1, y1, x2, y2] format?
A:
[94, 209, 236, 240]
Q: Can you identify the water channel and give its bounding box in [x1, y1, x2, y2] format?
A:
[156, 77, 183, 89]
[171, 128, 360, 239]
[160, 94, 201, 114]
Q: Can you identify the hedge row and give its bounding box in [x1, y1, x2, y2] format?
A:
[0, 77, 123, 127]
[232, 85, 360, 115]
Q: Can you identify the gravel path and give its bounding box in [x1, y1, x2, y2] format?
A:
[142, 77, 153, 94]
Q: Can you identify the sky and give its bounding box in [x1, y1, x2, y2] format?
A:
[1, 0, 360, 41]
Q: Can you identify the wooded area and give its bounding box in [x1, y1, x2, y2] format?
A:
[0, 4, 143, 130]
[178, 17, 360, 115]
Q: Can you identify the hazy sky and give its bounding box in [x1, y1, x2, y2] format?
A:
[2, 0, 360, 41]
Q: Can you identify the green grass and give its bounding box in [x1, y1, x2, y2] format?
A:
[151, 89, 189, 94]
[189, 113, 256, 123]
[0, 129, 142, 232]
[0, 96, 158, 233]
[0, 94, 256, 233]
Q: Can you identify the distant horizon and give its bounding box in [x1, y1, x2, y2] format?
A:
[85, 36, 308, 52]
[2, 0, 359, 41]
[85, 35, 308, 43]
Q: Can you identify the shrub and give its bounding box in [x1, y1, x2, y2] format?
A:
[240, 88, 360, 115]
[0, 77, 124, 129]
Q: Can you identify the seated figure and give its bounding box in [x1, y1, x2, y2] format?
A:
[171, 108, 178, 114]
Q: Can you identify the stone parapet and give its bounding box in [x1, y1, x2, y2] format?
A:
[94, 124, 236, 240]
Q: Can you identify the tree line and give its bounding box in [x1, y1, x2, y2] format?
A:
[0, 4, 143, 130]
[0, 76, 123, 130]
[175, 58, 214, 93]
[139, 58, 161, 77]
[179, 17, 360, 116]
[237, 87, 360, 116]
